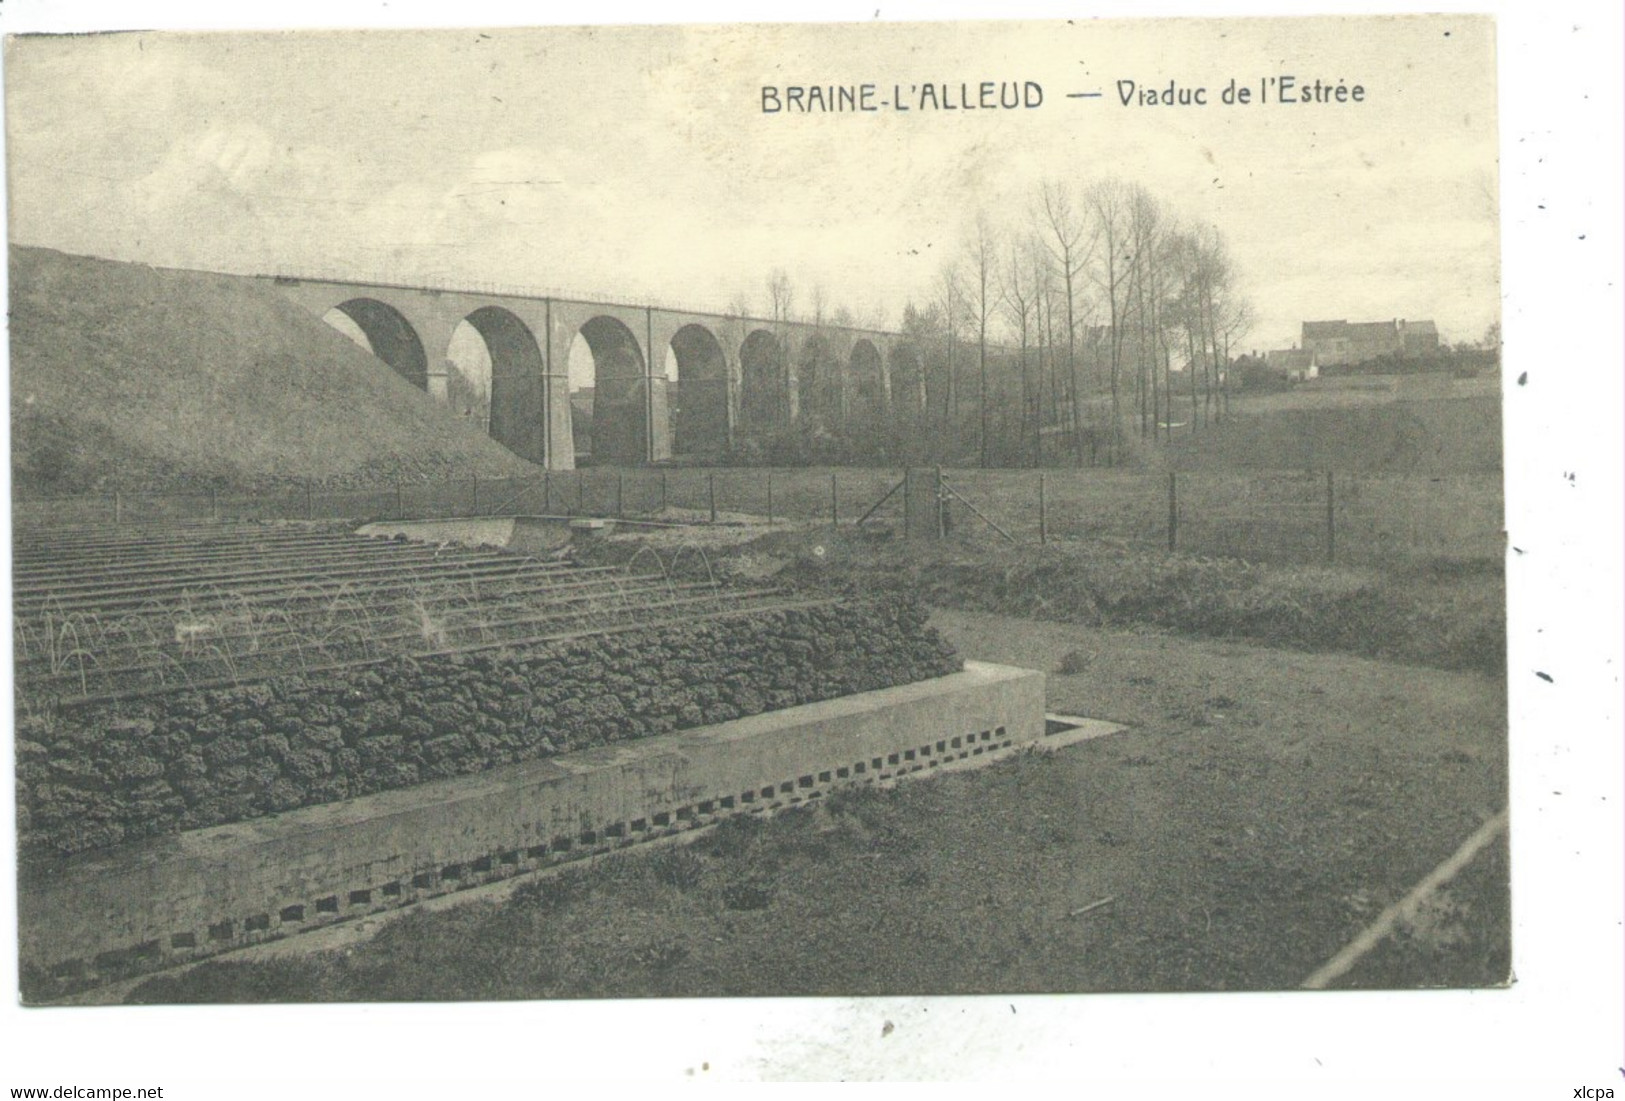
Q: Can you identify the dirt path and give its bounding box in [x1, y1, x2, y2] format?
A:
[126, 611, 1509, 1001]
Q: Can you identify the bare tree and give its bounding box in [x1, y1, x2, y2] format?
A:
[1085, 178, 1134, 463]
[963, 212, 998, 467]
[934, 259, 966, 439]
[765, 269, 795, 423]
[766, 269, 795, 326]
[1038, 181, 1094, 464]
[999, 233, 1043, 466]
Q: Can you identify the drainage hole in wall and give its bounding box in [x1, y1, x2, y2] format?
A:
[316, 896, 340, 913]
[171, 932, 197, 949]
[279, 905, 306, 923]
[244, 914, 271, 933]
[348, 889, 372, 906]
[382, 882, 403, 897]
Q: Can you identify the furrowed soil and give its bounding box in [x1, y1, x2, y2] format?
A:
[126, 607, 1509, 1001]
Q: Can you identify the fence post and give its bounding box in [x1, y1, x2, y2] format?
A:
[305, 478, 314, 521]
[934, 466, 946, 539]
[616, 472, 624, 518]
[577, 469, 585, 514]
[1325, 470, 1336, 564]
[903, 468, 913, 535]
[660, 470, 668, 513]
[766, 471, 774, 525]
[471, 474, 480, 517]
[1167, 471, 1178, 552]
[395, 480, 404, 521]
[210, 486, 219, 522]
[1038, 472, 1048, 545]
[708, 472, 718, 523]
[830, 472, 839, 528]
[114, 489, 122, 525]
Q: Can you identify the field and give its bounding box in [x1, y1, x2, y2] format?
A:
[25, 460, 1506, 571]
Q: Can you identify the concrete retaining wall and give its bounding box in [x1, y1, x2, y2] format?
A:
[20, 661, 1043, 989]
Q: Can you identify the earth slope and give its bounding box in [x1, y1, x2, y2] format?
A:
[10, 246, 540, 493]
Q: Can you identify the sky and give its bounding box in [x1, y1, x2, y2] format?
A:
[3, 16, 1499, 352]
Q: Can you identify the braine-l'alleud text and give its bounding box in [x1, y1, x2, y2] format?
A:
[762, 82, 1044, 113]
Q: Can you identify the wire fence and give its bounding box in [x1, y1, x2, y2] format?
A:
[14, 466, 1504, 567]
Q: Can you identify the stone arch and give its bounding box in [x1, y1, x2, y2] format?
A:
[797, 335, 840, 428]
[447, 306, 547, 465]
[739, 328, 785, 431]
[325, 298, 428, 389]
[668, 324, 730, 457]
[849, 339, 885, 413]
[568, 315, 648, 465]
[887, 343, 926, 417]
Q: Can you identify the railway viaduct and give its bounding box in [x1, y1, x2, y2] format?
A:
[267, 274, 930, 470]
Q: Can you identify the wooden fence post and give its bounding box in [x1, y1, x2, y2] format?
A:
[660, 470, 668, 513]
[1038, 472, 1048, 545]
[305, 478, 314, 520]
[471, 473, 480, 517]
[577, 469, 585, 514]
[766, 471, 774, 525]
[114, 489, 122, 525]
[1325, 470, 1336, 563]
[830, 472, 839, 528]
[708, 472, 718, 523]
[934, 466, 946, 539]
[903, 468, 913, 535]
[616, 472, 624, 518]
[395, 481, 404, 521]
[1167, 471, 1178, 552]
[210, 487, 219, 522]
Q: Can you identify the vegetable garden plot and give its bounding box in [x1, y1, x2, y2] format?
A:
[14, 519, 961, 865]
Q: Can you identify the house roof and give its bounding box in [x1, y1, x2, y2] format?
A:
[1304, 318, 1438, 341]
[1302, 320, 1348, 340]
[1267, 348, 1316, 368]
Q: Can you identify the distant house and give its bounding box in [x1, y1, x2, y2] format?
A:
[1265, 347, 1319, 383]
[1301, 319, 1441, 365]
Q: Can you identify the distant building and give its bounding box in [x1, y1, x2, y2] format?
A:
[1265, 347, 1319, 383]
[1301, 319, 1440, 365]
